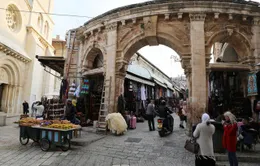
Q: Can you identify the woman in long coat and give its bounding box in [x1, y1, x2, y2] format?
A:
[193, 113, 216, 166]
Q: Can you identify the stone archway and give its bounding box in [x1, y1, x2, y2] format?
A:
[0, 58, 22, 115]
[74, 0, 260, 114]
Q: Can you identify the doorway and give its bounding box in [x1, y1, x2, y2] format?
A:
[0, 84, 5, 111]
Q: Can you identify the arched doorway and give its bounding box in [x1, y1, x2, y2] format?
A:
[0, 58, 22, 115]
[207, 30, 252, 118]
[81, 47, 105, 121]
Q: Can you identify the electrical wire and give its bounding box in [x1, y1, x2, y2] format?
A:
[0, 7, 94, 18]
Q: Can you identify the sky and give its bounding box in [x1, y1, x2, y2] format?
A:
[52, 0, 260, 78]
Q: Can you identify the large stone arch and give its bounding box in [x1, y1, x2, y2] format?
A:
[75, 0, 260, 118]
[206, 29, 253, 62]
[120, 32, 187, 62]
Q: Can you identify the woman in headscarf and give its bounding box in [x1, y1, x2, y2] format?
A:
[222, 111, 238, 166]
[193, 113, 216, 166]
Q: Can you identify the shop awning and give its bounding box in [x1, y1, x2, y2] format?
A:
[126, 73, 155, 86]
[127, 65, 152, 80]
[154, 79, 167, 88]
[209, 63, 250, 71]
[36, 55, 65, 75]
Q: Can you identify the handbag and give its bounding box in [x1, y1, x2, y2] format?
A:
[184, 137, 200, 154]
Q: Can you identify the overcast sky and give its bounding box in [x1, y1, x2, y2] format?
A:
[53, 0, 259, 78]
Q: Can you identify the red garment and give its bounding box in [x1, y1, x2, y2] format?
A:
[222, 123, 238, 152]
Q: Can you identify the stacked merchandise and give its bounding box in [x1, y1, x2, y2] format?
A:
[80, 79, 89, 95]
[45, 98, 65, 120]
[68, 82, 77, 98]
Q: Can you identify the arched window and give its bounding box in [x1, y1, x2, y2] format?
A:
[37, 14, 43, 32]
[6, 4, 22, 32]
[44, 21, 49, 39]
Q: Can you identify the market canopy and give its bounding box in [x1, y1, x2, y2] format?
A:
[127, 64, 152, 80]
[36, 55, 65, 76]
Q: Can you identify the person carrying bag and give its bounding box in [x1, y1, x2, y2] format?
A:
[185, 113, 216, 166]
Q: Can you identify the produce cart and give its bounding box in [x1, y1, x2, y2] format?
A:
[19, 118, 81, 152]
[32, 126, 75, 151]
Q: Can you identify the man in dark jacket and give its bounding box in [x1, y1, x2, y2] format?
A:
[146, 100, 155, 131]
[65, 99, 79, 124]
[158, 100, 173, 130]
[22, 101, 29, 115]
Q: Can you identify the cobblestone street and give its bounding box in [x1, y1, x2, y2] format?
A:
[0, 114, 196, 166]
[1, 115, 260, 166]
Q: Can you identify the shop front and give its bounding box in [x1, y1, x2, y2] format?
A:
[124, 67, 155, 116]
[208, 63, 251, 119]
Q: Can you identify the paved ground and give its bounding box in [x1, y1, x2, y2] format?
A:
[0, 114, 259, 166]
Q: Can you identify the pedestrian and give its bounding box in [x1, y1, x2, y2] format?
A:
[146, 100, 155, 131]
[222, 111, 238, 166]
[193, 113, 216, 166]
[22, 101, 29, 115]
[180, 101, 187, 128]
[33, 102, 44, 119]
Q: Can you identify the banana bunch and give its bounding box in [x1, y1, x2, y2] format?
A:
[47, 123, 74, 129]
[19, 118, 39, 125]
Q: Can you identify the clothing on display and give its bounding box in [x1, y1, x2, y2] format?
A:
[141, 84, 146, 101]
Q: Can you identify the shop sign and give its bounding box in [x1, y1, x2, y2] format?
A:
[247, 73, 258, 96]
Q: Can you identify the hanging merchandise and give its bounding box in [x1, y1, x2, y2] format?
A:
[248, 73, 258, 96]
[68, 81, 76, 98]
[141, 84, 146, 101]
[80, 79, 89, 95]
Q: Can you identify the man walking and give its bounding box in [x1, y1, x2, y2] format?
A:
[22, 101, 29, 115]
[146, 100, 155, 131]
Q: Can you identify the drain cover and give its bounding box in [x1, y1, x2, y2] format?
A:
[124, 137, 142, 143]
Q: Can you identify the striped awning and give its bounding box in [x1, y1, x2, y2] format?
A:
[126, 73, 155, 86]
[154, 79, 167, 88]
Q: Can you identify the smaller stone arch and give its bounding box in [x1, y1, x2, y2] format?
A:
[82, 44, 106, 71]
[206, 29, 253, 61]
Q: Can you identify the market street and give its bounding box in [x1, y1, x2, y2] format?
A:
[0, 114, 194, 166]
[1, 115, 260, 166]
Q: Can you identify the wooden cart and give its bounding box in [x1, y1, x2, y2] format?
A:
[19, 125, 80, 152]
[31, 126, 77, 151]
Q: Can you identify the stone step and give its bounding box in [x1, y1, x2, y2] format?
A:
[216, 161, 260, 166]
[216, 153, 260, 163]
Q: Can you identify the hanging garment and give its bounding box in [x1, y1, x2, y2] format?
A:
[117, 94, 125, 115]
[74, 85, 80, 98]
[141, 84, 146, 101]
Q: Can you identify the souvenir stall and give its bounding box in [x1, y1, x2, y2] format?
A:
[251, 72, 260, 121]
[83, 74, 104, 121]
[209, 71, 251, 118]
